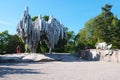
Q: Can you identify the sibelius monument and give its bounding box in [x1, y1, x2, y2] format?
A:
[17, 7, 66, 53]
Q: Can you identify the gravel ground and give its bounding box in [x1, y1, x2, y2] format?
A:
[0, 61, 120, 80]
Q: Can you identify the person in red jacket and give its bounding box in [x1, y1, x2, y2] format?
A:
[16, 45, 21, 54]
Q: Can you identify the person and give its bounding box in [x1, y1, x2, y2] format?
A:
[16, 45, 21, 54]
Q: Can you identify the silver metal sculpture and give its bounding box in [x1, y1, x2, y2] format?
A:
[17, 7, 66, 53]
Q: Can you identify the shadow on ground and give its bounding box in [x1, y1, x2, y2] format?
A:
[0, 61, 45, 66]
[0, 66, 42, 78]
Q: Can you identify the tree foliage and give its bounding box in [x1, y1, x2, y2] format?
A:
[76, 4, 120, 49]
[6, 35, 25, 53]
[64, 30, 76, 53]
[0, 30, 25, 54]
[0, 30, 11, 54]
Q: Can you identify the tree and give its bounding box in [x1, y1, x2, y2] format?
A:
[0, 31, 25, 54]
[93, 4, 120, 48]
[0, 30, 11, 54]
[6, 35, 25, 53]
[43, 15, 49, 21]
[76, 18, 95, 49]
[31, 16, 38, 21]
[77, 4, 120, 49]
[64, 30, 76, 53]
[102, 4, 112, 12]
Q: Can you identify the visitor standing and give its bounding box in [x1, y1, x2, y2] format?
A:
[16, 45, 21, 54]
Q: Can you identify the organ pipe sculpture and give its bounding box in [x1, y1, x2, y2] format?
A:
[17, 7, 66, 53]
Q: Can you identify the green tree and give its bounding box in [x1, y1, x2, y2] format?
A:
[31, 16, 38, 21]
[6, 35, 25, 53]
[64, 30, 76, 53]
[93, 4, 120, 48]
[43, 15, 49, 21]
[77, 4, 120, 49]
[76, 18, 95, 49]
[0, 30, 11, 54]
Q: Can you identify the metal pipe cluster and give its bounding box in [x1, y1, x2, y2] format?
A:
[17, 7, 66, 53]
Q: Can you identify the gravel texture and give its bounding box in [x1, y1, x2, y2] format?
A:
[0, 61, 120, 80]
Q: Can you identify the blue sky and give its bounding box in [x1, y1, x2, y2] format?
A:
[0, 0, 120, 35]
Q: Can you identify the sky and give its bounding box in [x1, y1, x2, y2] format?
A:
[0, 0, 120, 35]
